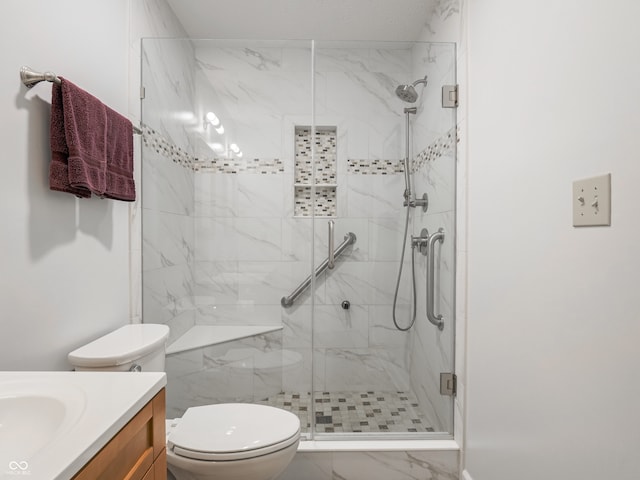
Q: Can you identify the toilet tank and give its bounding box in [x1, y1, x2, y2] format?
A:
[68, 324, 170, 372]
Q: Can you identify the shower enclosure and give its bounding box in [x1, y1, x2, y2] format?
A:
[141, 38, 456, 439]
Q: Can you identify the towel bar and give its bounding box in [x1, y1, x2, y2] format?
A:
[20, 66, 142, 135]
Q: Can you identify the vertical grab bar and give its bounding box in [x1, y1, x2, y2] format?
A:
[328, 220, 335, 269]
[427, 228, 445, 330]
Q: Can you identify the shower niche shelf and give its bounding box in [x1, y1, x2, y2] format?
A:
[294, 126, 337, 217]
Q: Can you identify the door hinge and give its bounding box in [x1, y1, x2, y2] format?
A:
[440, 373, 457, 396]
[442, 85, 458, 108]
[140, 86, 146, 100]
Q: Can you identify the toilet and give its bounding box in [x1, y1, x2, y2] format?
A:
[68, 324, 301, 480]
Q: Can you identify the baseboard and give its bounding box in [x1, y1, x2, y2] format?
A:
[462, 469, 474, 480]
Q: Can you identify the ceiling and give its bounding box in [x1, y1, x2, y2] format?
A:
[165, 0, 434, 41]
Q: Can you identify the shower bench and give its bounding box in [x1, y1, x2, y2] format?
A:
[166, 325, 283, 355]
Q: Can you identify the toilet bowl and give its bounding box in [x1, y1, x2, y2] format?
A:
[68, 324, 301, 480]
[166, 403, 300, 480]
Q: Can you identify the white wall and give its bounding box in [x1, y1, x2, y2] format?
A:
[0, 0, 131, 370]
[0, 0, 186, 371]
[466, 1, 640, 479]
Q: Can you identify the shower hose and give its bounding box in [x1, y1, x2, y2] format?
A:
[392, 202, 417, 331]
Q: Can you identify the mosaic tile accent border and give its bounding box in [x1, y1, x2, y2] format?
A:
[347, 158, 404, 175]
[142, 123, 283, 174]
[294, 186, 337, 217]
[347, 125, 459, 175]
[412, 125, 459, 173]
[142, 124, 196, 169]
[193, 157, 284, 174]
[257, 391, 433, 434]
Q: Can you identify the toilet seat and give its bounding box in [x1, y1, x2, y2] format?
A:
[167, 403, 301, 462]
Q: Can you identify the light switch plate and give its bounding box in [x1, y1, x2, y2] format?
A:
[572, 173, 611, 227]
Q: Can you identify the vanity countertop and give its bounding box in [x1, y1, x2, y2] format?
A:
[0, 370, 166, 480]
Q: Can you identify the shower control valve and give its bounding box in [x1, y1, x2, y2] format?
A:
[411, 228, 429, 256]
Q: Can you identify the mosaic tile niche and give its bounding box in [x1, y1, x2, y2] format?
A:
[294, 126, 337, 217]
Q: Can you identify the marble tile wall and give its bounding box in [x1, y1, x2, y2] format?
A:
[280, 449, 459, 480]
[141, 36, 199, 344]
[165, 330, 284, 418]
[420, 1, 469, 472]
[408, 42, 458, 433]
[190, 42, 423, 399]
[142, 38, 457, 435]
[129, 0, 193, 328]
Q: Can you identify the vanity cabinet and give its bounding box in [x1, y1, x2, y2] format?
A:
[72, 388, 166, 480]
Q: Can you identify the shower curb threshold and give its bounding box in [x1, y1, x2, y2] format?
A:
[298, 439, 459, 452]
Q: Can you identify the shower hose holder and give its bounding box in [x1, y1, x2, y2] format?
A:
[404, 192, 429, 212]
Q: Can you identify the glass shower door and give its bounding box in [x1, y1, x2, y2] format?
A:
[140, 36, 456, 439]
[141, 39, 317, 431]
[310, 40, 457, 437]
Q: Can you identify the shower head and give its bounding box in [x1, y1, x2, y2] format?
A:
[395, 76, 428, 103]
[395, 84, 419, 103]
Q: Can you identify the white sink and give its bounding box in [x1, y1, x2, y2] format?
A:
[0, 380, 86, 471]
[0, 371, 165, 480]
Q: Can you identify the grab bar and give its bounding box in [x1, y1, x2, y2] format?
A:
[328, 220, 335, 269]
[427, 228, 445, 330]
[281, 230, 357, 308]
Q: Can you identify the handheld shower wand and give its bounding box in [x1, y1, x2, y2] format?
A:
[391, 77, 429, 332]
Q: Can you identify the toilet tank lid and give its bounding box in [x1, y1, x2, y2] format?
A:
[68, 324, 170, 368]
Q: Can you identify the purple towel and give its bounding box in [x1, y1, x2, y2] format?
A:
[49, 78, 135, 201]
[103, 104, 135, 202]
[49, 80, 94, 197]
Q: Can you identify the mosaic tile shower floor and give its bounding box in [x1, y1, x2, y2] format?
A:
[257, 391, 434, 433]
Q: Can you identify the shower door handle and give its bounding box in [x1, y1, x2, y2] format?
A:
[427, 228, 445, 330]
[328, 220, 335, 269]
